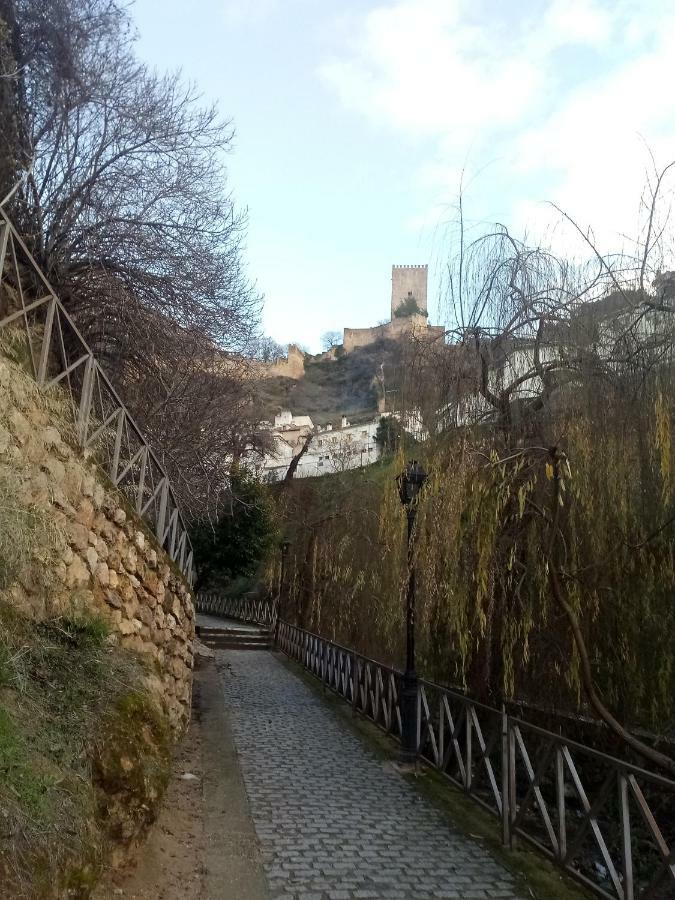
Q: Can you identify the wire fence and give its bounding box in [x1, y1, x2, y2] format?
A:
[0, 206, 195, 585]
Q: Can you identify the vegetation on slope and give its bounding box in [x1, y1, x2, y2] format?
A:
[0, 600, 171, 898]
[256, 339, 406, 424]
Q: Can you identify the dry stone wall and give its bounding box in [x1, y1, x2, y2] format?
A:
[0, 350, 194, 734]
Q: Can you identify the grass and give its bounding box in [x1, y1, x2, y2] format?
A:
[0, 601, 172, 898]
[0, 470, 63, 591]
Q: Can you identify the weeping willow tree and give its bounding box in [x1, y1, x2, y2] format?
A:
[268, 162, 675, 772]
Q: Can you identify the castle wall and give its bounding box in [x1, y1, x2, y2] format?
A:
[343, 315, 443, 353]
[252, 343, 305, 380]
[391, 265, 428, 318]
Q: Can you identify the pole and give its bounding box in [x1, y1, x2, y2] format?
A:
[275, 542, 288, 648]
[400, 506, 418, 763]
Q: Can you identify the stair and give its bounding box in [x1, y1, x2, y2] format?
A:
[196, 615, 273, 651]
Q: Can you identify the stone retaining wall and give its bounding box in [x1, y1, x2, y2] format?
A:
[0, 351, 194, 734]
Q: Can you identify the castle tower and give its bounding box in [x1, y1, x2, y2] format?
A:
[391, 265, 428, 319]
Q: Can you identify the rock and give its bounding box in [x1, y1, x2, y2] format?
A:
[146, 548, 158, 568]
[93, 483, 105, 509]
[108, 569, 119, 589]
[81, 474, 95, 498]
[66, 556, 89, 587]
[105, 590, 123, 609]
[45, 456, 66, 485]
[135, 531, 145, 551]
[118, 619, 135, 636]
[85, 546, 98, 573]
[9, 410, 30, 444]
[76, 498, 95, 529]
[51, 486, 70, 510]
[62, 546, 74, 566]
[68, 522, 89, 552]
[95, 537, 108, 560]
[42, 426, 62, 449]
[0, 425, 11, 454]
[95, 561, 109, 587]
[124, 546, 137, 574]
[113, 507, 126, 526]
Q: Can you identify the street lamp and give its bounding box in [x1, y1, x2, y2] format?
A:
[274, 540, 291, 644]
[396, 459, 428, 763]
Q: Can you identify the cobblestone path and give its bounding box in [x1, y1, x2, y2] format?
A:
[218, 651, 523, 900]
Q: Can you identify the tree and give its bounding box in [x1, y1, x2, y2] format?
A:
[254, 336, 284, 363]
[393, 296, 427, 318]
[190, 469, 277, 591]
[374, 415, 404, 454]
[0, 0, 262, 520]
[321, 330, 342, 351]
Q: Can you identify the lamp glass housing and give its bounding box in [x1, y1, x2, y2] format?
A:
[397, 460, 428, 507]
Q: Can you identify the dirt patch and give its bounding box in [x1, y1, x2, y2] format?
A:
[94, 707, 206, 899]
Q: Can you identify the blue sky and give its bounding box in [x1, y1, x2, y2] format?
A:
[132, 0, 675, 352]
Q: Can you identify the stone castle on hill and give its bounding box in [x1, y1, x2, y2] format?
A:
[256, 264, 445, 380]
[343, 264, 445, 352]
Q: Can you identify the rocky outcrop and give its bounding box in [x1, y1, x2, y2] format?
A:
[0, 348, 194, 735]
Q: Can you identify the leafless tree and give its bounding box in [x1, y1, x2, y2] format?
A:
[321, 330, 342, 352]
[0, 0, 263, 520]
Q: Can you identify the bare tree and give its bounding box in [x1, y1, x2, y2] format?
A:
[321, 330, 342, 352]
[0, 0, 263, 520]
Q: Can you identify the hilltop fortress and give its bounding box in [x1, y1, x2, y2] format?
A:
[343, 264, 444, 352]
[258, 265, 445, 379]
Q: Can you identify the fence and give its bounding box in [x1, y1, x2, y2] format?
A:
[0, 205, 195, 585]
[195, 592, 276, 629]
[276, 620, 675, 900]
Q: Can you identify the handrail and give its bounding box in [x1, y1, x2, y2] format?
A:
[195, 593, 276, 628]
[0, 210, 195, 585]
[272, 619, 675, 900]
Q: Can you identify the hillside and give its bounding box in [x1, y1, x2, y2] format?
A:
[255, 339, 406, 424]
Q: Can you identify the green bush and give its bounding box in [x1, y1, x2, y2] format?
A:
[190, 467, 278, 591]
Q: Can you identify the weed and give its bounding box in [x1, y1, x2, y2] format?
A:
[0, 470, 62, 589]
[0, 600, 171, 897]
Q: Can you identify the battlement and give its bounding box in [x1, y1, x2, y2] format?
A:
[391, 264, 428, 318]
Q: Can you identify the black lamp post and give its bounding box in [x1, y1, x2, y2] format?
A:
[274, 540, 291, 644]
[396, 459, 428, 763]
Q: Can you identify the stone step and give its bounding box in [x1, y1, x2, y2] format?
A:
[196, 628, 270, 639]
[200, 638, 272, 651]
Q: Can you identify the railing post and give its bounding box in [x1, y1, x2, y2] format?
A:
[508, 721, 517, 847]
[502, 705, 511, 848]
[77, 355, 95, 445]
[36, 295, 55, 386]
[0, 222, 10, 281]
[352, 650, 358, 716]
[618, 773, 634, 900]
[555, 744, 567, 862]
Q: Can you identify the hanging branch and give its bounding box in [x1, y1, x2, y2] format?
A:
[545, 447, 675, 778]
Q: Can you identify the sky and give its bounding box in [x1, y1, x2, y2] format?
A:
[132, 0, 675, 352]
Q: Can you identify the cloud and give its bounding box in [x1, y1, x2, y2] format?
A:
[319, 0, 675, 255]
[222, 0, 281, 26]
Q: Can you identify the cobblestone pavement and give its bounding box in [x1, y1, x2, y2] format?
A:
[218, 651, 524, 900]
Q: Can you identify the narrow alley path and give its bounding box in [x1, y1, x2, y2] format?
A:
[218, 650, 524, 900]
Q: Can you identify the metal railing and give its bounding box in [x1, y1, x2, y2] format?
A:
[276, 621, 675, 900]
[195, 592, 276, 629]
[0, 207, 195, 585]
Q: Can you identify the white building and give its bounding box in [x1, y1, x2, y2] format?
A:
[257, 411, 382, 482]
